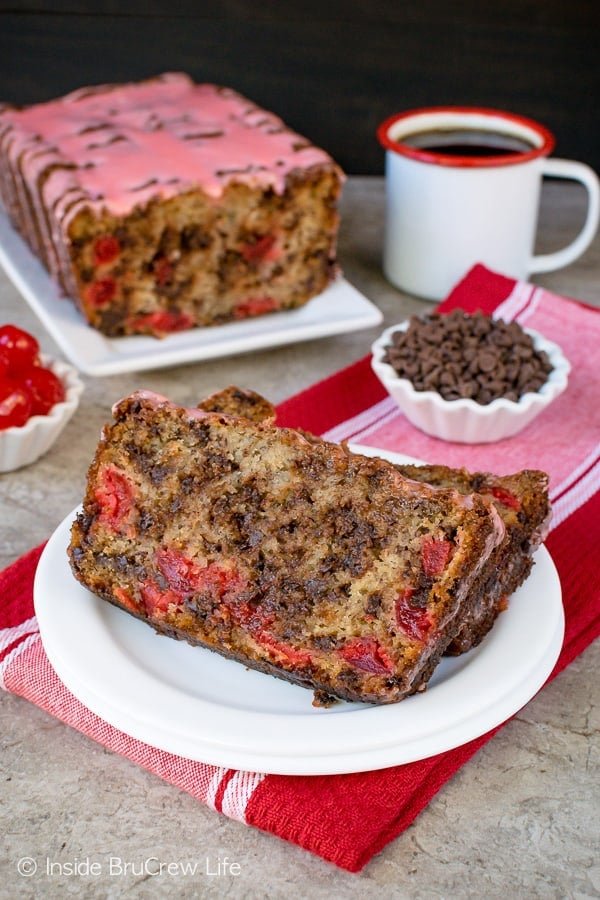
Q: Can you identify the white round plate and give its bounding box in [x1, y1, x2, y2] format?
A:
[34, 446, 564, 775]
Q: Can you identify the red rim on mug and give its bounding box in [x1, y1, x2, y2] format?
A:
[377, 107, 556, 168]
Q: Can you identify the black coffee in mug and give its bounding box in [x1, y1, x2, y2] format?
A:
[400, 128, 536, 158]
[377, 106, 600, 300]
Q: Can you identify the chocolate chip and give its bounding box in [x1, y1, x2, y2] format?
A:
[477, 350, 498, 373]
[383, 310, 554, 405]
[457, 381, 477, 399]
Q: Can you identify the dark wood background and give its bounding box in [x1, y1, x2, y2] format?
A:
[1, 1, 598, 175]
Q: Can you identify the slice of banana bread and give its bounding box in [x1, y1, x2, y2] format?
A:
[196, 387, 552, 656]
[68, 390, 503, 705]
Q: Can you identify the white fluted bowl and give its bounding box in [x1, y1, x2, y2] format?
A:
[371, 321, 570, 444]
[0, 355, 84, 472]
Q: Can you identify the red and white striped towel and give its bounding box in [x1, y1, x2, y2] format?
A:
[2, 265, 599, 872]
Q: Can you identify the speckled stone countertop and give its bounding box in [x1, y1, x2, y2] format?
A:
[1, 178, 598, 899]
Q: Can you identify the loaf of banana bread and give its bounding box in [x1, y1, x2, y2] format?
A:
[0, 73, 343, 337]
[68, 389, 504, 705]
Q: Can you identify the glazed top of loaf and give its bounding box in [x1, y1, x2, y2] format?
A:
[0, 72, 341, 228]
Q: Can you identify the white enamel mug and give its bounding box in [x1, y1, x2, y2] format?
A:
[377, 107, 600, 300]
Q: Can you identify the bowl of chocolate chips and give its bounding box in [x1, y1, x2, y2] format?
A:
[371, 309, 570, 443]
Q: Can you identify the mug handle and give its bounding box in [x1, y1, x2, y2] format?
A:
[529, 158, 600, 274]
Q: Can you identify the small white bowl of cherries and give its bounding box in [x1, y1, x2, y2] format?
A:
[0, 324, 84, 472]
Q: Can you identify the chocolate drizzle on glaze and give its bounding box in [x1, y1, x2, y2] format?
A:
[86, 134, 129, 150]
[182, 131, 225, 140]
[78, 123, 113, 135]
[215, 164, 270, 177]
[130, 178, 159, 192]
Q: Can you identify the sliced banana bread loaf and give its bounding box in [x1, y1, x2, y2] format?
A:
[0, 73, 343, 337]
[68, 390, 503, 705]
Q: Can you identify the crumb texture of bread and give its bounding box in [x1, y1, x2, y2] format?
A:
[0, 73, 344, 337]
[68, 390, 504, 705]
